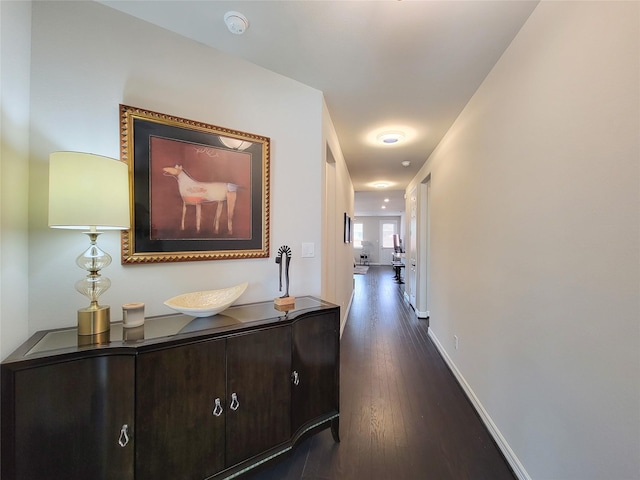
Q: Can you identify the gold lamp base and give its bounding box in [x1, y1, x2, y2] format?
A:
[77, 304, 110, 336]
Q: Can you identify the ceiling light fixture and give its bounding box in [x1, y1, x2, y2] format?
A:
[401, 161, 411, 167]
[373, 182, 390, 189]
[366, 126, 416, 147]
[224, 11, 249, 35]
[377, 131, 405, 145]
[384, 198, 389, 202]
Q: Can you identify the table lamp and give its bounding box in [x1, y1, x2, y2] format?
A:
[48, 152, 130, 339]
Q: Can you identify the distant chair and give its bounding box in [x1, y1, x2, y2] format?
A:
[392, 234, 403, 253]
[360, 241, 371, 265]
[391, 236, 405, 283]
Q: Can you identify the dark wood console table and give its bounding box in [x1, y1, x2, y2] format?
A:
[1, 296, 340, 480]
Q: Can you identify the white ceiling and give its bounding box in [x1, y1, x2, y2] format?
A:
[354, 190, 406, 217]
[99, 0, 538, 215]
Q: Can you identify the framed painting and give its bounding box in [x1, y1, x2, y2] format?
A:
[344, 212, 352, 244]
[120, 105, 270, 263]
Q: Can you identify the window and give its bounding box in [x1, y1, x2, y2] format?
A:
[353, 223, 363, 248]
[381, 222, 396, 248]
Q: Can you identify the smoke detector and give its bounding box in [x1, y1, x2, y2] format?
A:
[224, 11, 249, 35]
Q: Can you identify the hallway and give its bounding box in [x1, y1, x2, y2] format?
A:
[251, 266, 515, 479]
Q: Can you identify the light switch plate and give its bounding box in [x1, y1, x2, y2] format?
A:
[301, 242, 315, 258]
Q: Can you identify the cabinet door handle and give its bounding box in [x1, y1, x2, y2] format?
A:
[118, 424, 129, 447]
[292, 370, 300, 386]
[230, 392, 240, 411]
[212, 397, 224, 416]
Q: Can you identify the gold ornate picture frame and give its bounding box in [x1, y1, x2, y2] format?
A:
[120, 105, 270, 264]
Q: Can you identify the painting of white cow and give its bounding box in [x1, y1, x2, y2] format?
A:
[148, 136, 251, 240]
[162, 165, 239, 235]
[119, 104, 270, 263]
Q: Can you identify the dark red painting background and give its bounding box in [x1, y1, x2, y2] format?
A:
[149, 137, 252, 240]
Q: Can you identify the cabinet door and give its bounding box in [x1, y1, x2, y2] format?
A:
[136, 339, 226, 480]
[226, 326, 291, 466]
[11, 355, 135, 480]
[291, 312, 340, 434]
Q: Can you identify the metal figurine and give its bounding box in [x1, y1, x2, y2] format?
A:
[275, 245, 295, 306]
[276, 245, 292, 297]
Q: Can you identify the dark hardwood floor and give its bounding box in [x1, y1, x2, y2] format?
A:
[249, 265, 515, 480]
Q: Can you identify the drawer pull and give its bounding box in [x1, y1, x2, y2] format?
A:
[230, 392, 240, 411]
[292, 370, 300, 386]
[212, 398, 223, 417]
[118, 424, 129, 447]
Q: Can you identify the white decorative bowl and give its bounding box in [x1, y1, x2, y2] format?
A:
[164, 282, 248, 317]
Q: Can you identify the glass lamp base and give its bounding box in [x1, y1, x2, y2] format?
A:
[78, 304, 110, 336]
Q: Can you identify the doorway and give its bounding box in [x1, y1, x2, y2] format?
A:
[416, 176, 430, 318]
[408, 188, 417, 308]
[378, 220, 397, 266]
[322, 144, 336, 303]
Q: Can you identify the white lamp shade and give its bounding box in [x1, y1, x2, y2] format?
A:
[48, 152, 130, 230]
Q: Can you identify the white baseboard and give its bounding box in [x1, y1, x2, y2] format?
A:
[341, 289, 354, 338]
[428, 330, 531, 480]
[403, 292, 429, 319]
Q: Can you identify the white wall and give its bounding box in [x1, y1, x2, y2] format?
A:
[407, 2, 639, 479]
[24, 1, 333, 334]
[0, 1, 31, 360]
[322, 99, 355, 327]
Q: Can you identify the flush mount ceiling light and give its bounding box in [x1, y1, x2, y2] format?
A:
[224, 11, 249, 35]
[377, 131, 405, 145]
[373, 182, 390, 189]
[366, 126, 416, 147]
[401, 161, 411, 167]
